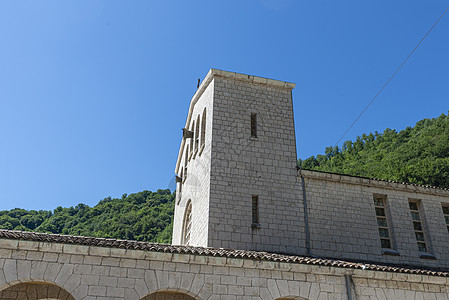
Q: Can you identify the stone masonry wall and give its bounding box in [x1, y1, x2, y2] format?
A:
[302, 170, 449, 270]
[208, 74, 305, 255]
[172, 78, 214, 247]
[1, 238, 449, 300]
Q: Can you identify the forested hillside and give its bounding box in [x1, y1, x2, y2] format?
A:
[0, 189, 174, 243]
[1, 113, 448, 242]
[299, 112, 449, 188]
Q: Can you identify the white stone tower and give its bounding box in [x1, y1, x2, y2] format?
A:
[173, 69, 306, 255]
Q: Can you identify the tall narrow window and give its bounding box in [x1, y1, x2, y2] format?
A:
[195, 115, 200, 153]
[251, 113, 257, 138]
[409, 201, 428, 252]
[252, 195, 259, 226]
[442, 205, 449, 233]
[178, 169, 183, 202]
[201, 108, 206, 148]
[184, 148, 188, 180]
[190, 122, 195, 154]
[182, 201, 192, 245]
[374, 196, 392, 249]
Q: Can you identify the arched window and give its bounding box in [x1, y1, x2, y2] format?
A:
[201, 108, 206, 148]
[190, 121, 195, 155]
[195, 115, 200, 153]
[184, 147, 188, 180]
[182, 200, 192, 245]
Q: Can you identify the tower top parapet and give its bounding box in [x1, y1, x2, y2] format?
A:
[175, 69, 296, 173]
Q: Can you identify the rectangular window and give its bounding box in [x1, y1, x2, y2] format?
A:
[251, 113, 257, 138]
[442, 205, 449, 233]
[409, 201, 428, 252]
[374, 196, 392, 249]
[252, 195, 259, 225]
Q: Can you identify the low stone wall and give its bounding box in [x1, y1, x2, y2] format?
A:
[1, 237, 449, 299]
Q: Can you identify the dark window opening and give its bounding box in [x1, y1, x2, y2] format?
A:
[251, 113, 257, 138]
[442, 205, 449, 233]
[252, 195, 259, 226]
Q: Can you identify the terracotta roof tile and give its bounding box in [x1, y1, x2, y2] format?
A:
[1, 229, 448, 277]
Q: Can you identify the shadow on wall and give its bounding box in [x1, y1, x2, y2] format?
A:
[143, 291, 197, 299]
[0, 282, 75, 300]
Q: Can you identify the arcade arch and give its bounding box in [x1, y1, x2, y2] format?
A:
[0, 281, 75, 300]
[142, 290, 198, 300]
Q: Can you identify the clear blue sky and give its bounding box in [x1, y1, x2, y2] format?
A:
[1, 1, 448, 211]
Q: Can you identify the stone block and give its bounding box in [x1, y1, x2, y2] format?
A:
[88, 285, 106, 296]
[17, 241, 39, 251]
[89, 246, 111, 257]
[63, 244, 89, 255]
[0, 239, 19, 250]
[30, 261, 47, 279]
[42, 252, 59, 262]
[16, 260, 31, 280]
[4, 259, 17, 283]
[144, 269, 158, 292]
[190, 273, 205, 296]
[43, 262, 62, 282]
[106, 286, 125, 298]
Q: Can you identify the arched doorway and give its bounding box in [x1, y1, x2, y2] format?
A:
[142, 291, 197, 300]
[0, 281, 75, 300]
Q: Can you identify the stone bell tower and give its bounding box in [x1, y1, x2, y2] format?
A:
[172, 69, 306, 255]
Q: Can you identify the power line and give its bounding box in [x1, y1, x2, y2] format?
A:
[335, 5, 449, 147]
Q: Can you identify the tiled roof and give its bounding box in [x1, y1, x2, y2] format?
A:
[1, 229, 448, 277]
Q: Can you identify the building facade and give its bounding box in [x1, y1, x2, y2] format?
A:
[173, 69, 449, 270]
[0, 69, 449, 299]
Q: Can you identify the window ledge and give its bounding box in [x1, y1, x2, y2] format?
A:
[419, 253, 436, 260]
[251, 223, 261, 229]
[250, 136, 258, 141]
[382, 249, 400, 256]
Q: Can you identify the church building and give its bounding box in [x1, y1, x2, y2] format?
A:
[0, 69, 448, 299]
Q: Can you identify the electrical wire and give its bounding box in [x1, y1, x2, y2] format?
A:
[335, 5, 449, 146]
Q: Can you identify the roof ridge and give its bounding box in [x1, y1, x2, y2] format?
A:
[300, 169, 449, 191]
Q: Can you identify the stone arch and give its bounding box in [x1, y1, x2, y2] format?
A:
[181, 200, 192, 245]
[141, 289, 202, 300]
[0, 281, 75, 300]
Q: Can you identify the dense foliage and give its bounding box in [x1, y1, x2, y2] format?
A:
[299, 112, 449, 188]
[0, 189, 174, 243]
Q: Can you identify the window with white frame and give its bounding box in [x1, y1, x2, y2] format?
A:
[374, 195, 392, 249]
[409, 200, 428, 253]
